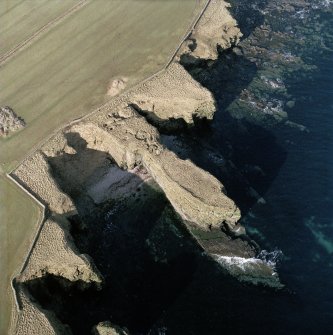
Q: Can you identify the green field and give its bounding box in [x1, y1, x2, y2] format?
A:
[0, 0, 79, 58]
[0, 0, 199, 169]
[0, 176, 40, 335]
[0, 1, 199, 333]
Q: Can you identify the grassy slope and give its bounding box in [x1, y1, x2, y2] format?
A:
[0, 0, 198, 169]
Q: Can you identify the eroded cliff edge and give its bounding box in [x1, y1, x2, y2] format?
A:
[10, 1, 283, 334]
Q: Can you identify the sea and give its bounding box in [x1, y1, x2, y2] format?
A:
[157, 1, 333, 334]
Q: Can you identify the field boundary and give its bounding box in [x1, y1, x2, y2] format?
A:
[5, 173, 46, 312]
[7, 0, 211, 324]
[8, 0, 211, 172]
[166, 0, 212, 68]
[0, 0, 89, 67]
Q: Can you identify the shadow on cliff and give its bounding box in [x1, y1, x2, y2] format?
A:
[156, 0, 286, 216]
[158, 48, 286, 216]
[25, 132, 201, 334]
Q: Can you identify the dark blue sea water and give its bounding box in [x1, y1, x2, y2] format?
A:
[240, 3, 333, 333]
[245, 42, 333, 334]
[242, 46, 333, 333]
[159, 2, 333, 334]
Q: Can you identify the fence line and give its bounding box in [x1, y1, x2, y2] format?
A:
[166, 0, 212, 68]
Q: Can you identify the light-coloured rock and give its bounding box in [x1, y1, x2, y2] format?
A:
[14, 151, 75, 214]
[180, 0, 242, 61]
[92, 321, 129, 335]
[70, 110, 240, 230]
[18, 217, 103, 286]
[129, 63, 216, 129]
[87, 165, 152, 204]
[107, 78, 128, 97]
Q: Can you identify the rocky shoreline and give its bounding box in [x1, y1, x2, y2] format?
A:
[9, 1, 285, 334]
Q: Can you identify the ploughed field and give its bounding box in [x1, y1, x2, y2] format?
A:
[0, 1, 198, 333]
[0, 0, 199, 169]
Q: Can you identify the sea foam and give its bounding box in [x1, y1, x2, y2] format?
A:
[213, 250, 283, 287]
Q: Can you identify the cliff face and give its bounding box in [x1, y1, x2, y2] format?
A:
[69, 115, 241, 231]
[179, 0, 242, 62]
[12, 286, 72, 335]
[129, 63, 216, 131]
[11, 1, 282, 334]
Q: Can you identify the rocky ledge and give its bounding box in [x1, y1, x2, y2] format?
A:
[129, 63, 216, 132]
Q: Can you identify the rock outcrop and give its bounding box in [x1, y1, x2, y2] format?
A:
[107, 78, 128, 97]
[92, 321, 129, 335]
[179, 0, 242, 62]
[213, 254, 283, 288]
[12, 286, 71, 335]
[0, 106, 25, 137]
[18, 217, 103, 287]
[15, 110, 240, 231]
[129, 63, 216, 131]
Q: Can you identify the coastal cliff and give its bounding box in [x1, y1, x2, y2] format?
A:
[10, 1, 283, 334]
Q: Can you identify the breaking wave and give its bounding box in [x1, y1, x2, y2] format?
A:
[213, 249, 283, 286]
[214, 249, 283, 271]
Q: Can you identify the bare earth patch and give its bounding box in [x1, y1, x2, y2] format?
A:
[107, 78, 128, 97]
